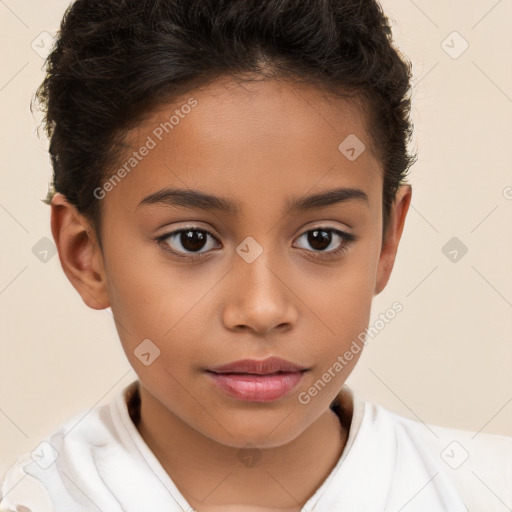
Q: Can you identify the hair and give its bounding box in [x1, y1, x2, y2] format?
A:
[35, 0, 417, 248]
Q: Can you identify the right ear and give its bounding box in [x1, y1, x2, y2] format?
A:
[50, 193, 110, 310]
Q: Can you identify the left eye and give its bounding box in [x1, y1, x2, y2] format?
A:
[293, 228, 355, 254]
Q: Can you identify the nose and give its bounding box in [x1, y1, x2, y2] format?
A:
[221, 248, 299, 336]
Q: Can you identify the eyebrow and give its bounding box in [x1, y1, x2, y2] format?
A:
[137, 186, 368, 214]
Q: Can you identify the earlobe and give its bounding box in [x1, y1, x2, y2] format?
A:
[374, 185, 412, 296]
[50, 193, 110, 310]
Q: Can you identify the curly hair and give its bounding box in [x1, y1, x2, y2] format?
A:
[35, 0, 417, 247]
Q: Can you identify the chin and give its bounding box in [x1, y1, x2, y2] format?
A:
[199, 415, 306, 450]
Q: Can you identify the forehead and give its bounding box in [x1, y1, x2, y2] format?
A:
[103, 77, 382, 214]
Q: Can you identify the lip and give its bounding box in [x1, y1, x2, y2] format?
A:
[205, 356, 309, 402]
[207, 356, 308, 375]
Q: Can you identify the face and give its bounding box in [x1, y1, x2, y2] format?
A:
[52, 77, 411, 449]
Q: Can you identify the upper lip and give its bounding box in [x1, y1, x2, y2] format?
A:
[207, 356, 308, 375]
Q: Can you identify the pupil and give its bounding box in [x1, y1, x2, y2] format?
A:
[178, 230, 332, 253]
[308, 230, 331, 251]
[181, 230, 206, 251]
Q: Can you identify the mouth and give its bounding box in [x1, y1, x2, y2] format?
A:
[207, 356, 309, 375]
[204, 356, 310, 402]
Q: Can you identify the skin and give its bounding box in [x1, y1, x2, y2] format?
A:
[50, 76, 411, 511]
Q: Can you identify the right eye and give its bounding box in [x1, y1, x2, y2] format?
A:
[156, 227, 222, 259]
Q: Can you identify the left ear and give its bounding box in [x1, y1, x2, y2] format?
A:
[374, 184, 412, 295]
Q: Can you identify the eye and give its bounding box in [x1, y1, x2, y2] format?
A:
[293, 227, 356, 258]
[155, 225, 357, 261]
[156, 227, 221, 258]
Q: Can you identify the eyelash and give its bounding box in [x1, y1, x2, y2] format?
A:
[155, 226, 357, 261]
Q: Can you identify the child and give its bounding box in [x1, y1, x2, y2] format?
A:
[1, 0, 511, 510]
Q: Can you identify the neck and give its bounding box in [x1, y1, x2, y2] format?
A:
[133, 383, 350, 511]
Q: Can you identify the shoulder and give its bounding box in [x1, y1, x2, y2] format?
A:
[374, 402, 512, 510]
[0, 453, 55, 512]
[0, 390, 124, 511]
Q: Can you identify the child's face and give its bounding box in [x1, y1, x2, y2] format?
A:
[55, 77, 410, 447]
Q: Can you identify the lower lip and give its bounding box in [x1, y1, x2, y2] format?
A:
[205, 371, 306, 402]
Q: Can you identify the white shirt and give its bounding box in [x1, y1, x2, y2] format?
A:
[1, 380, 511, 511]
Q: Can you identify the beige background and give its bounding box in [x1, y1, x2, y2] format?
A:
[1, 0, 511, 480]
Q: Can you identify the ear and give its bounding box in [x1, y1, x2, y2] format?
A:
[374, 184, 412, 296]
[50, 193, 110, 310]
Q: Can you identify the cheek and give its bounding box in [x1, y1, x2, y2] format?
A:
[298, 272, 372, 403]
[105, 248, 219, 364]
[294, 245, 378, 362]
[104, 227, 195, 322]
[299, 250, 377, 324]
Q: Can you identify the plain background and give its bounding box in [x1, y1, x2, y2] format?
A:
[1, 0, 511, 480]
